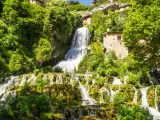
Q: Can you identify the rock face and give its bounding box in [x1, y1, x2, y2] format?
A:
[90, 3, 130, 14]
[103, 31, 128, 59]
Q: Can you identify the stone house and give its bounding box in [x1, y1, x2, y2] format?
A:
[30, 0, 48, 6]
[82, 14, 91, 25]
[103, 31, 128, 59]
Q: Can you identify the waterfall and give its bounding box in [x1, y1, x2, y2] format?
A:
[78, 81, 96, 105]
[20, 74, 36, 86]
[112, 77, 122, 85]
[20, 75, 27, 86]
[27, 74, 37, 85]
[54, 27, 90, 72]
[50, 75, 54, 85]
[100, 87, 110, 103]
[110, 87, 119, 102]
[124, 75, 128, 84]
[100, 88, 104, 103]
[0, 76, 18, 101]
[133, 86, 138, 103]
[56, 74, 63, 84]
[141, 87, 160, 120]
[141, 87, 149, 108]
[155, 86, 158, 110]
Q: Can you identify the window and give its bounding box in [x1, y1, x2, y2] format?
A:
[117, 36, 121, 41]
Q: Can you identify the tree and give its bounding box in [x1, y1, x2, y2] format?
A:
[123, 1, 160, 64]
[43, 5, 82, 60]
[34, 38, 51, 67]
[89, 11, 107, 42]
[8, 53, 25, 74]
[107, 10, 125, 32]
[1, 0, 45, 75]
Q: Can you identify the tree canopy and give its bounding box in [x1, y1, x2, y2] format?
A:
[123, 0, 160, 63]
[0, 0, 82, 78]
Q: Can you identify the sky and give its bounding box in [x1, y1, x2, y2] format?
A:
[67, 0, 92, 5]
[78, 0, 92, 5]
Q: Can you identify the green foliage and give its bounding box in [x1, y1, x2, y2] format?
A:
[43, 5, 82, 60]
[78, 42, 105, 73]
[118, 85, 135, 102]
[116, 104, 153, 120]
[36, 94, 51, 112]
[36, 78, 48, 93]
[107, 10, 125, 32]
[0, 0, 45, 77]
[95, 77, 104, 86]
[8, 53, 27, 74]
[127, 73, 141, 87]
[67, 4, 93, 11]
[34, 38, 52, 67]
[123, 1, 160, 63]
[0, 0, 82, 79]
[89, 11, 107, 42]
[53, 66, 63, 73]
[113, 92, 125, 105]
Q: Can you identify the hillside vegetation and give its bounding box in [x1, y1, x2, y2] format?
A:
[0, 0, 160, 120]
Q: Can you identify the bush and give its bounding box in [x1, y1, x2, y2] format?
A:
[116, 105, 153, 120]
[53, 66, 63, 73]
[41, 66, 53, 73]
[127, 73, 140, 87]
[113, 92, 125, 105]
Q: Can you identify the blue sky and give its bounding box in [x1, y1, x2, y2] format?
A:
[78, 0, 92, 5]
[67, 0, 92, 5]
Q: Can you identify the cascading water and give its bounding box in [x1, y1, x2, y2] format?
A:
[20, 75, 27, 86]
[133, 86, 138, 103]
[100, 87, 110, 103]
[124, 75, 128, 84]
[141, 87, 160, 120]
[155, 86, 158, 110]
[20, 74, 37, 86]
[112, 77, 122, 85]
[27, 74, 37, 85]
[77, 80, 96, 105]
[141, 87, 149, 108]
[0, 76, 18, 101]
[50, 75, 54, 85]
[54, 27, 90, 72]
[110, 87, 119, 102]
[56, 74, 63, 84]
[100, 88, 104, 103]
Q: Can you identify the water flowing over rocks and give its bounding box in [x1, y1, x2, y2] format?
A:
[141, 87, 160, 120]
[1, 73, 160, 119]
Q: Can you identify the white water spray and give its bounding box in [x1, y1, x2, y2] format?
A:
[76, 78, 96, 105]
[110, 87, 119, 102]
[54, 27, 90, 72]
[133, 86, 138, 103]
[112, 77, 122, 85]
[0, 76, 18, 101]
[141, 87, 160, 120]
[155, 86, 158, 110]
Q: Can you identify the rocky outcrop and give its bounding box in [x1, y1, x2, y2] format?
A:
[90, 3, 130, 14]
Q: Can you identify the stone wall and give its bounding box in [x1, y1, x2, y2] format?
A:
[83, 17, 91, 25]
[103, 32, 128, 59]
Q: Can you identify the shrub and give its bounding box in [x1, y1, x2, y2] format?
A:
[53, 66, 63, 73]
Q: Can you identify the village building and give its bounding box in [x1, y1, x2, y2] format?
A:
[82, 13, 91, 25]
[29, 0, 48, 6]
[103, 31, 128, 59]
